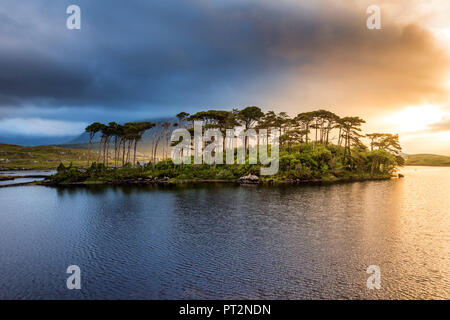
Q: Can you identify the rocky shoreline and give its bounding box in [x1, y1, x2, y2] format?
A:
[37, 173, 395, 187]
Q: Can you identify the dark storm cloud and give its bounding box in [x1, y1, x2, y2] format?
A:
[0, 0, 449, 146]
[0, 0, 302, 111]
[1, 0, 447, 111]
[1, 0, 361, 112]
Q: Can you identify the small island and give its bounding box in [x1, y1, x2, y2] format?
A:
[39, 108, 405, 186]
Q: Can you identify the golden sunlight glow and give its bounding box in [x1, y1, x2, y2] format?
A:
[446, 75, 450, 90]
[429, 27, 450, 50]
[386, 105, 443, 133]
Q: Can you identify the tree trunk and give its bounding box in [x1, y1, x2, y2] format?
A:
[315, 121, 318, 142]
[102, 137, 107, 166]
[126, 141, 131, 164]
[305, 124, 309, 143]
[105, 137, 110, 167]
[338, 127, 342, 146]
[122, 140, 126, 166]
[87, 133, 93, 166]
[152, 133, 164, 165]
[113, 137, 118, 167]
[97, 136, 103, 164]
[133, 139, 137, 166]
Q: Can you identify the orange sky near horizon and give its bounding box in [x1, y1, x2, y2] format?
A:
[0, 0, 449, 154]
[256, 0, 450, 155]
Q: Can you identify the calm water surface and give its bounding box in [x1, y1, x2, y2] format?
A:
[0, 170, 55, 176]
[0, 177, 44, 186]
[0, 170, 54, 186]
[0, 166, 448, 299]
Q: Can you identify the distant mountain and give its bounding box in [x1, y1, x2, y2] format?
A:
[65, 131, 91, 145]
[405, 154, 450, 166]
[0, 135, 79, 147]
[62, 116, 175, 147]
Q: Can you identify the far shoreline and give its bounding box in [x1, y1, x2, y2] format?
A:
[404, 164, 450, 167]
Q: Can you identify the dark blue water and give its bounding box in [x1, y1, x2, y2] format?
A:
[0, 167, 448, 299]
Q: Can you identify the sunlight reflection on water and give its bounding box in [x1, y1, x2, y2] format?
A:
[0, 166, 448, 299]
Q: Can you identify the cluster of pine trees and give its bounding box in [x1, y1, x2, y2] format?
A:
[85, 121, 154, 167]
[85, 121, 181, 167]
[173, 107, 402, 165]
[84, 106, 403, 176]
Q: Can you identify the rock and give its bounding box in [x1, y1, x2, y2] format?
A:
[237, 174, 260, 184]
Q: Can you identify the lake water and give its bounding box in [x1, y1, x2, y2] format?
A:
[0, 166, 448, 299]
[0, 170, 56, 176]
[0, 177, 45, 186]
[0, 170, 53, 186]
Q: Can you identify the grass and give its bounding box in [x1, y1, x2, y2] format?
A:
[0, 142, 403, 185]
[45, 162, 393, 186]
[405, 154, 450, 166]
[0, 143, 93, 169]
[45, 143, 399, 185]
[0, 142, 164, 170]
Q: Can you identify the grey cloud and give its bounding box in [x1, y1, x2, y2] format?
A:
[428, 118, 450, 132]
[0, 0, 449, 146]
[0, 0, 344, 112]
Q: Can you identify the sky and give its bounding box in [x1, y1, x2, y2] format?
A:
[0, 0, 449, 154]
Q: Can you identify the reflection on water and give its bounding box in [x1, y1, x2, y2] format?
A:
[0, 166, 448, 299]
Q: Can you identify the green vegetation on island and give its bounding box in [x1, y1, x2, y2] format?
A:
[44, 107, 405, 185]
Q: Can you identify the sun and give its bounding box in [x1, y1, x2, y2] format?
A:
[386, 105, 443, 133]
